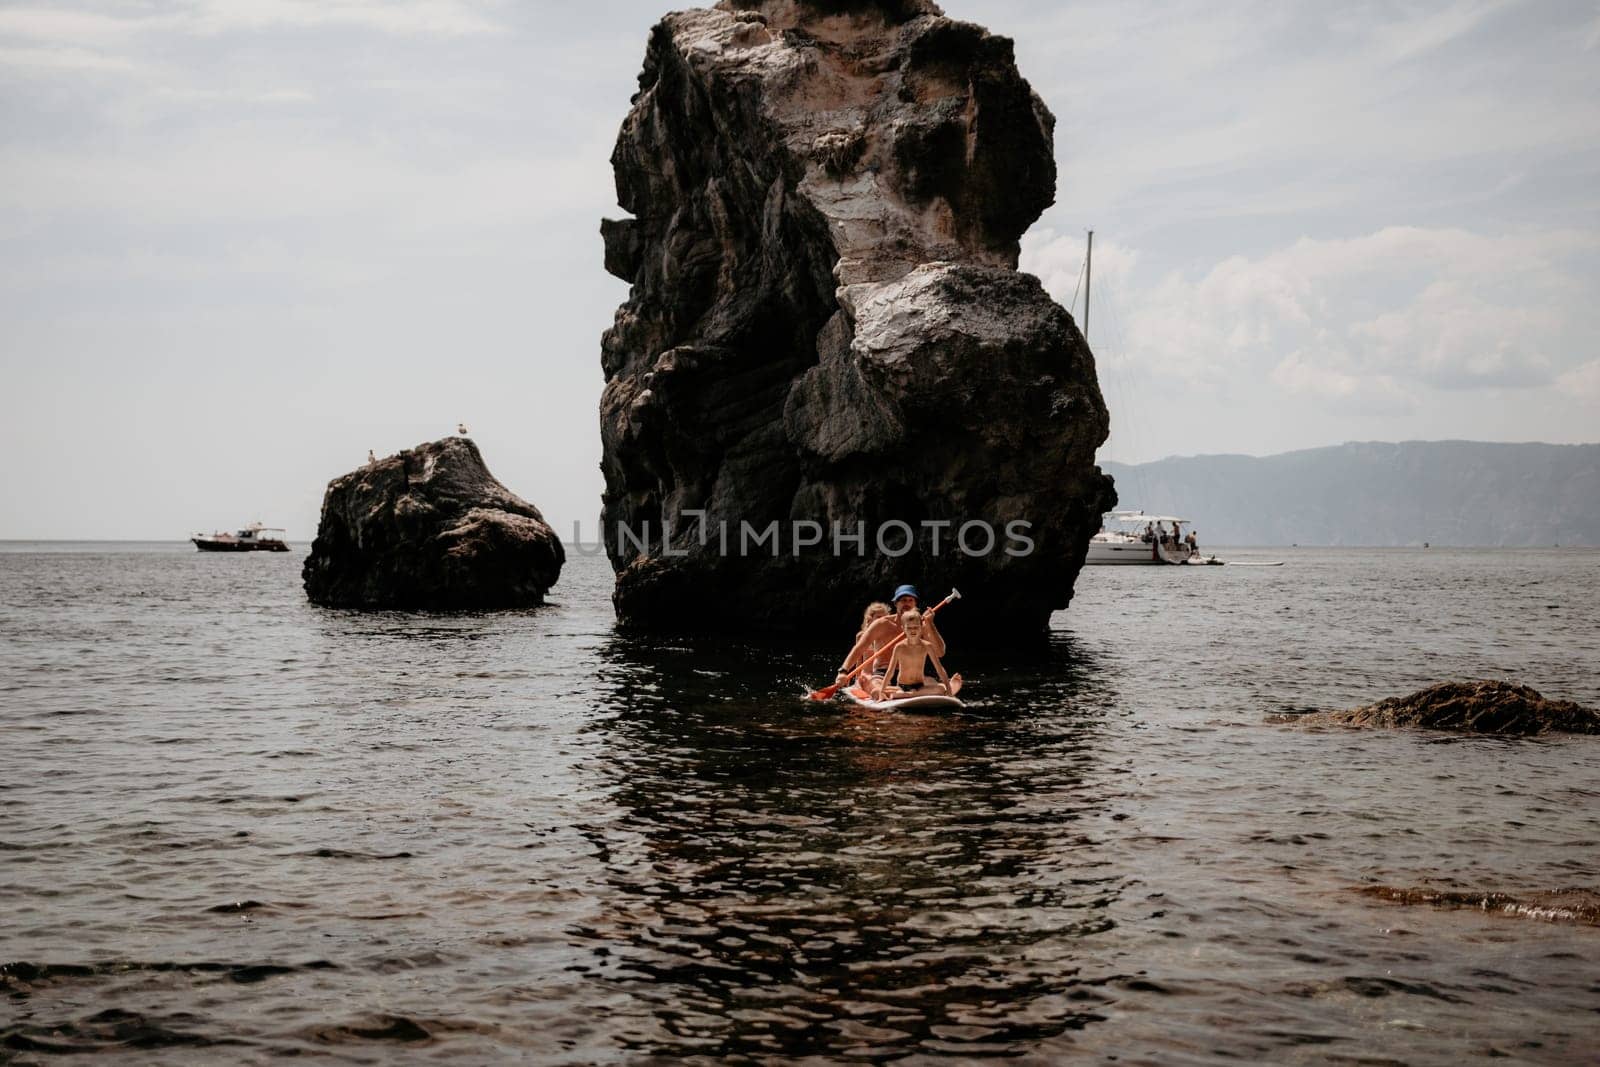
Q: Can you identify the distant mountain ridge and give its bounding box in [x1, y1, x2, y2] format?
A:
[1101, 441, 1600, 546]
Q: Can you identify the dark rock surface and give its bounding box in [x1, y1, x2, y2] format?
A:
[303, 437, 564, 610]
[1354, 885, 1600, 926]
[1281, 680, 1600, 735]
[599, 0, 1113, 637]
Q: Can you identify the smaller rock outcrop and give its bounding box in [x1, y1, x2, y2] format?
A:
[303, 437, 564, 610]
[1280, 680, 1599, 735]
[1354, 885, 1600, 926]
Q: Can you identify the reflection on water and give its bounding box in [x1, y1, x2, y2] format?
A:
[574, 633, 1124, 1058]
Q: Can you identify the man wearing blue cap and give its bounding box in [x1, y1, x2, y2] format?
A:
[834, 583, 946, 697]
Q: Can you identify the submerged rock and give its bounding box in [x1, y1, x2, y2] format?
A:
[599, 0, 1113, 638]
[1355, 885, 1600, 926]
[1283, 680, 1600, 735]
[303, 437, 564, 610]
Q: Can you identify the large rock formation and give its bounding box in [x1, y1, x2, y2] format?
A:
[303, 437, 564, 610]
[1282, 680, 1600, 735]
[600, 0, 1113, 638]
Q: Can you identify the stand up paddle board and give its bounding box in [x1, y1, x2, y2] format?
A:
[851, 684, 960, 710]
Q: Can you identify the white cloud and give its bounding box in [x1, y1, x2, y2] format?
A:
[0, 1, 504, 42]
[0, 43, 144, 74]
[0, 239, 387, 290]
[0, 8, 142, 43]
[1557, 359, 1600, 400]
[1363, 0, 1520, 65]
[147, 85, 315, 105]
[1020, 227, 1138, 321]
[0, 118, 618, 235]
[1023, 224, 1597, 412]
[1351, 280, 1556, 389]
[1005, 0, 1600, 240]
[1270, 350, 1416, 415]
[182, 0, 505, 38]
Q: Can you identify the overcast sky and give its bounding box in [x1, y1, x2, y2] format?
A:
[2, 0, 1596, 539]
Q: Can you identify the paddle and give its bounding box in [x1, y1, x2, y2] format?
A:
[807, 587, 962, 701]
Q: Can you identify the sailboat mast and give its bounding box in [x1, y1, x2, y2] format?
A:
[1084, 229, 1093, 344]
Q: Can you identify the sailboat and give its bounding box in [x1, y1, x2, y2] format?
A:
[1077, 231, 1203, 566]
[1087, 510, 1201, 564]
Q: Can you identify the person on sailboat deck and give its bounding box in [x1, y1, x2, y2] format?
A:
[835, 585, 946, 698]
[1142, 522, 1155, 544]
[1186, 530, 1199, 553]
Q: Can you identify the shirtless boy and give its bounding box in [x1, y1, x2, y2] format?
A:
[882, 610, 952, 697]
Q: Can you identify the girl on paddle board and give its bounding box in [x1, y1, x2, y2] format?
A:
[858, 601, 891, 637]
[836, 600, 892, 697]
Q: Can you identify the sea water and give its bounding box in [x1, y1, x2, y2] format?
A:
[1, 544, 1596, 1063]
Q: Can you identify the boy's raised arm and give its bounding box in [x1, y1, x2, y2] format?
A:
[922, 611, 946, 657]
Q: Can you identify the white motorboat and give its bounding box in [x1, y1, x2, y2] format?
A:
[1086, 511, 1198, 565]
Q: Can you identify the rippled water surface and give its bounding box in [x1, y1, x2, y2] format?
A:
[2, 544, 1598, 1064]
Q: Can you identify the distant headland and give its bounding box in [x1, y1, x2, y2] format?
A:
[1103, 440, 1600, 547]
